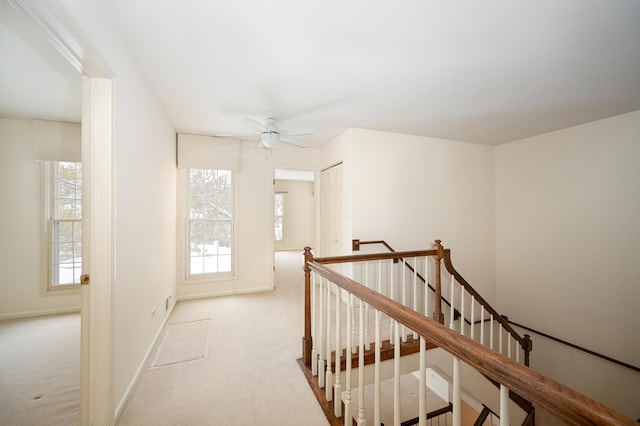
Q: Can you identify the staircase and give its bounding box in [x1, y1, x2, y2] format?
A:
[298, 239, 635, 426]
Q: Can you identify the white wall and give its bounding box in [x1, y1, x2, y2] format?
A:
[177, 143, 275, 298]
[320, 129, 354, 255]
[59, 0, 177, 418]
[0, 118, 81, 318]
[495, 110, 640, 419]
[175, 144, 323, 299]
[274, 180, 315, 251]
[349, 129, 497, 302]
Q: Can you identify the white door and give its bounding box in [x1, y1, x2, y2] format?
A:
[80, 76, 113, 426]
[321, 163, 343, 256]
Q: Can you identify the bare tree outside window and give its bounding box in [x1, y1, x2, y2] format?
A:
[51, 161, 82, 286]
[188, 169, 233, 275]
[274, 193, 284, 242]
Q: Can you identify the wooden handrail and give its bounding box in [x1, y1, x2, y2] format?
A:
[313, 249, 438, 265]
[508, 319, 640, 374]
[401, 402, 453, 426]
[440, 245, 531, 356]
[352, 239, 395, 253]
[307, 260, 636, 426]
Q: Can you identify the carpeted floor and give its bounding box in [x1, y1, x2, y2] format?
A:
[0, 312, 80, 426]
[116, 250, 329, 425]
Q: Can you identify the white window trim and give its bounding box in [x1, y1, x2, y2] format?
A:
[177, 168, 238, 285]
[40, 161, 81, 296]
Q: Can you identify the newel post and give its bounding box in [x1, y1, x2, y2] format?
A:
[523, 334, 533, 367]
[433, 240, 445, 324]
[302, 247, 314, 367]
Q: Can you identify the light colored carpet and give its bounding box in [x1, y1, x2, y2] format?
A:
[117, 251, 329, 426]
[152, 319, 210, 367]
[0, 313, 80, 426]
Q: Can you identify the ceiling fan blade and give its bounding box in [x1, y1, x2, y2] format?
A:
[240, 117, 267, 132]
[214, 133, 256, 140]
[280, 127, 316, 137]
[281, 135, 311, 148]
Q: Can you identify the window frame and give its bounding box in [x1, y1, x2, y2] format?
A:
[40, 161, 82, 295]
[178, 168, 237, 284]
[274, 192, 285, 242]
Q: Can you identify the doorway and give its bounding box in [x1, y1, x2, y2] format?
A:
[2, 1, 115, 424]
[273, 168, 316, 253]
[273, 168, 317, 285]
[0, 2, 83, 424]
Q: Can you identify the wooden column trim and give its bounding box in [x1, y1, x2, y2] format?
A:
[303, 247, 313, 367]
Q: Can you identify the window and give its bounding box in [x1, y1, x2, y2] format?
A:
[48, 161, 82, 288]
[274, 192, 284, 242]
[187, 169, 233, 276]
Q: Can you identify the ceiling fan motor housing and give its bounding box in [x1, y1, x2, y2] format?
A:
[261, 131, 280, 148]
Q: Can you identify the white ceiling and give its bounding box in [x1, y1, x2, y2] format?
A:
[0, 1, 81, 123]
[2, 0, 640, 146]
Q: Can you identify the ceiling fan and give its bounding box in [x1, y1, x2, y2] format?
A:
[239, 117, 315, 148]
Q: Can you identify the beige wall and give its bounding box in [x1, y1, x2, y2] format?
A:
[274, 180, 315, 251]
[176, 144, 322, 299]
[495, 110, 640, 418]
[0, 117, 81, 318]
[60, 0, 178, 417]
[320, 129, 354, 255]
[350, 129, 497, 303]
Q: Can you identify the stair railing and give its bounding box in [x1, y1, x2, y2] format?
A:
[302, 251, 636, 425]
[350, 239, 533, 366]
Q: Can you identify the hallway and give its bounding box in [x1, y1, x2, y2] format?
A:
[116, 251, 328, 425]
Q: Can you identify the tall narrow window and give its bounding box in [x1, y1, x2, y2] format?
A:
[50, 161, 82, 287]
[187, 169, 233, 276]
[274, 192, 284, 242]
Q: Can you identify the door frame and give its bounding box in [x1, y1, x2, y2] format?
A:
[8, 1, 115, 424]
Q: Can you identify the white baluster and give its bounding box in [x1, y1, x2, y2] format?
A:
[364, 262, 370, 351]
[413, 258, 419, 340]
[344, 293, 353, 424]
[334, 285, 342, 417]
[311, 273, 318, 376]
[352, 264, 357, 354]
[351, 299, 357, 354]
[419, 336, 426, 426]
[424, 257, 429, 317]
[500, 384, 510, 426]
[470, 295, 475, 341]
[326, 282, 333, 401]
[389, 260, 395, 343]
[516, 341, 520, 363]
[480, 305, 485, 346]
[449, 275, 455, 330]
[394, 321, 401, 426]
[489, 314, 494, 350]
[401, 258, 407, 342]
[374, 309, 381, 426]
[508, 333, 512, 359]
[498, 323, 503, 355]
[460, 284, 465, 336]
[318, 277, 325, 387]
[452, 357, 461, 426]
[357, 298, 366, 426]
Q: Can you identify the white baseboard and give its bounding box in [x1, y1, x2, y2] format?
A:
[0, 306, 80, 321]
[113, 301, 176, 422]
[177, 285, 273, 301]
